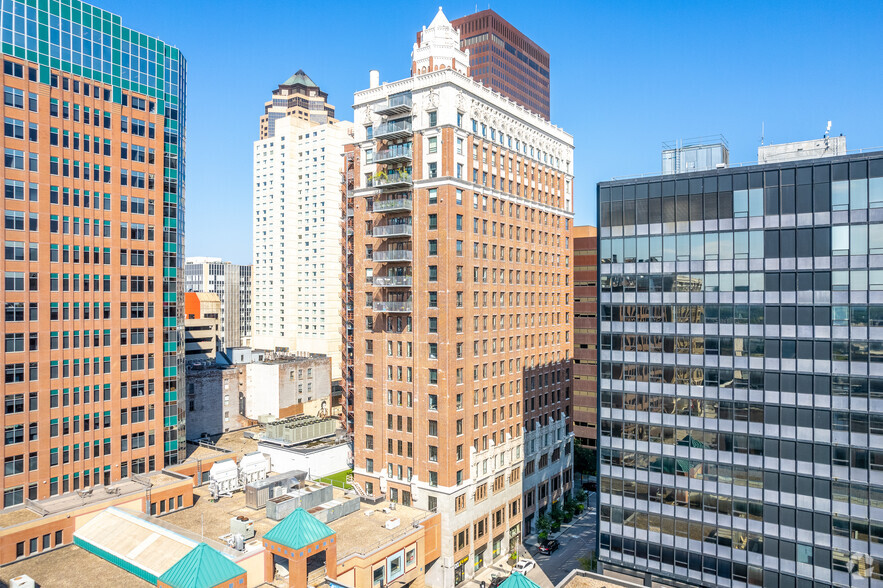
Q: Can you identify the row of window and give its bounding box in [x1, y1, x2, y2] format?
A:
[601, 363, 883, 393]
[5, 301, 154, 322]
[4, 380, 153, 416]
[603, 452, 880, 508]
[4, 271, 156, 293]
[601, 334, 882, 362]
[6, 180, 160, 216]
[601, 303, 883, 327]
[600, 270, 883, 292]
[599, 535, 867, 585]
[600, 224, 883, 264]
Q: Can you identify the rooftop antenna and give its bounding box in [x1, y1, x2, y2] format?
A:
[824, 120, 832, 151]
[760, 122, 764, 146]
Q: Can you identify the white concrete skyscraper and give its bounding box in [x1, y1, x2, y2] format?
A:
[252, 72, 352, 380]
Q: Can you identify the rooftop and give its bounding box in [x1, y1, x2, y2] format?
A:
[0, 470, 190, 530]
[0, 544, 152, 588]
[605, 144, 883, 183]
[161, 483, 432, 563]
[74, 507, 199, 582]
[328, 498, 432, 560]
[183, 427, 262, 459]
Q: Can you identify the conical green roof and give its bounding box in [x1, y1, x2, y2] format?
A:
[282, 69, 317, 88]
[500, 572, 541, 588]
[263, 507, 334, 550]
[158, 543, 245, 588]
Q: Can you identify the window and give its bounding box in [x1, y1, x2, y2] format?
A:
[4, 87, 23, 109]
[428, 214, 437, 230]
[428, 111, 437, 127]
[428, 162, 437, 178]
[5, 148, 24, 169]
[4, 117, 24, 139]
[428, 137, 437, 154]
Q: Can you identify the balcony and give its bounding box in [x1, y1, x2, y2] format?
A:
[374, 143, 413, 164]
[375, 92, 413, 116]
[373, 223, 412, 238]
[372, 250, 412, 262]
[372, 300, 412, 313]
[374, 119, 412, 140]
[373, 170, 412, 189]
[372, 275, 413, 287]
[373, 197, 412, 213]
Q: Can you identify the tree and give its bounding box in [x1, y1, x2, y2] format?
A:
[536, 514, 553, 540]
[578, 552, 597, 571]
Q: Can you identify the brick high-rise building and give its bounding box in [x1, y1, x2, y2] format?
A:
[417, 8, 551, 120]
[349, 9, 574, 585]
[1, 0, 187, 508]
[573, 226, 598, 447]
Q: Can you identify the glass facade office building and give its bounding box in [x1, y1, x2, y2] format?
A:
[597, 151, 883, 587]
[1, 0, 187, 486]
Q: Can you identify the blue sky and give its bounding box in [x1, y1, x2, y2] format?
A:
[99, 0, 883, 265]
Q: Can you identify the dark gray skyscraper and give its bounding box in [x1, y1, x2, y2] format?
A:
[597, 142, 883, 587]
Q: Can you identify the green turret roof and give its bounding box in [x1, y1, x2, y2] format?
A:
[157, 543, 245, 588]
[499, 572, 541, 588]
[263, 507, 334, 550]
[282, 69, 317, 88]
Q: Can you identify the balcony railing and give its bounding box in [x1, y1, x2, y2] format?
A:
[373, 170, 412, 189]
[373, 198, 412, 213]
[372, 250, 412, 262]
[372, 300, 412, 313]
[374, 144, 413, 164]
[374, 119, 412, 140]
[373, 223, 412, 238]
[375, 93, 413, 116]
[372, 275, 413, 287]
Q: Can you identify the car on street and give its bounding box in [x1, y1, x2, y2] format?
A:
[488, 576, 506, 588]
[538, 538, 560, 555]
[512, 559, 536, 574]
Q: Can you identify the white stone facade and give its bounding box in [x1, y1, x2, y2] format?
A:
[251, 115, 353, 379]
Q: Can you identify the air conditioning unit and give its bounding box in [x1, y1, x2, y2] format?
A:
[11, 576, 35, 588]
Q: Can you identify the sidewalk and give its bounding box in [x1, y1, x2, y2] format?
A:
[524, 501, 594, 547]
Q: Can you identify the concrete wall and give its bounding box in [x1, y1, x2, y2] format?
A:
[244, 356, 332, 420]
[258, 442, 350, 479]
[185, 367, 245, 439]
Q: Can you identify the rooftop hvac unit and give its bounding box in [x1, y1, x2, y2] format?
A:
[10, 576, 36, 588]
[230, 515, 255, 540]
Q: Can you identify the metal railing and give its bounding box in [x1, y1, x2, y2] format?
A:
[373, 198, 413, 212]
[375, 144, 413, 163]
[372, 250, 413, 262]
[374, 119, 412, 138]
[372, 300, 412, 312]
[372, 275, 413, 287]
[373, 223, 412, 238]
[373, 170, 412, 187]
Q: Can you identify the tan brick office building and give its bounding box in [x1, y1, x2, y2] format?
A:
[2, 0, 186, 510]
[346, 9, 574, 585]
[573, 225, 598, 447]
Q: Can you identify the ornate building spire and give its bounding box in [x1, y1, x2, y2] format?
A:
[411, 6, 470, 76]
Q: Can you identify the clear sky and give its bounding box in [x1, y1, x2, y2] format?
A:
[98, 0, 883, 265]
